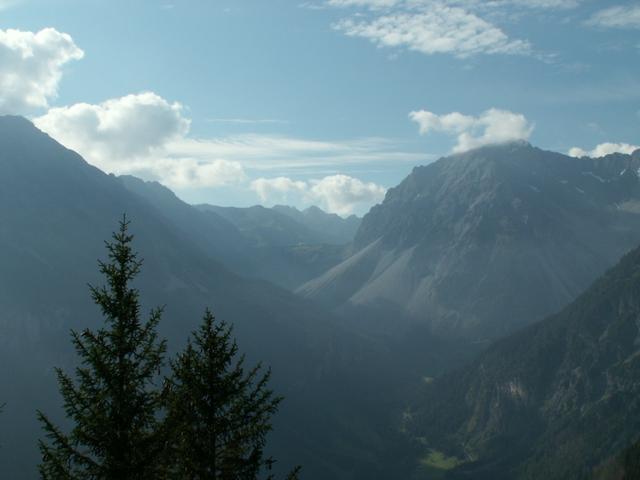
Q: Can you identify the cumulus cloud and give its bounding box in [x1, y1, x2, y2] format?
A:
[34, 92, 247, 189]
[34, 92, 419, 194]
[310, 174, 387, 215]
[0, 28, 84, 114]
[35, 92, 190, 164]
[586, 5, 640, 29]
[410, 108, 534, 153]
[334, 3, 531, 58]
[251, 177, 309, 204]
[568, 142, 640, 158]
[251, 174, 386, 216]
[153, 158, 247, 188]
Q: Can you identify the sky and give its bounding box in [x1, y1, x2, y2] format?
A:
[0, 0, 639, 215]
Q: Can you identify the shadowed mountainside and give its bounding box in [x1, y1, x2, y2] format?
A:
[0, 116, 413, 479]
[407, 241, 640, 479]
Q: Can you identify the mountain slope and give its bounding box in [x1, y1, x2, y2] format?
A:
[407, 243, 640, 479]
[199, 203, 360, 247]
[116, 180, 349, 289]
[197, 204, 324, 247]
[299, 142, 640, 340]
[0, 116, 400, 479]
[272, 204, 361, 245]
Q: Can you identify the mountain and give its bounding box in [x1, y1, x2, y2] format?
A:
[118, 175, 251, 259]
[272, 204, 361, 245]
[0, 116, 406, 479]
[199, 204, 360, 247]
[406, 241, 640, 480]
[299, 142, 640, 341]
[198, 204, 323, 247]
[116, 180, 350, 289]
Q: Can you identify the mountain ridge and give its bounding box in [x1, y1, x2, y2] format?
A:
[299, 142, 640, 340]
[0, 115, 399, 479]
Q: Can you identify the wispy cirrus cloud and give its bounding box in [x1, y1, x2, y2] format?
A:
[205, 117, 289, 125]
[327, 0, 400, 8]
[586, 5, 640, 29]
[0, 0, 20, 10]
[327, 0, 579, 9]
[457, 0, 580, 10]
[166, 134, 429, 171]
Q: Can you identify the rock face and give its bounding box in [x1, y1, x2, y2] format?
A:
[409, 242, 640, 479]
[299, 142, 640, 341]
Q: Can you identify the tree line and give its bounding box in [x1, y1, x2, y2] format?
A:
[32, 217, 299, 480]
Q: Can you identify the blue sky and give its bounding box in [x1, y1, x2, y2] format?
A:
[1, 0, 639, 215]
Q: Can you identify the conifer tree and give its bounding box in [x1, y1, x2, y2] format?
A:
[37, 217, 167, 480]
[623, 440, 640, 480]
[166, 309, 300, 480]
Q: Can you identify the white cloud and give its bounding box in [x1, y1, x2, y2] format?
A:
[0, 28, 84, 114]
[323, 0, 584, 57]
[165, 134, 428, 171]
[568, 142, 640, 158]
[206, 117, 288, 125]
[156, 158, 247, 188]
[34, 92, 247, 189]
[34, 92, 422, 192]
[0, 0, 19, 9]
[35, 92, 190, 163]
[586, 5, 640, 29]
[251, 174, 386, 215]
[328, 0, 401, 8]
[251, 177, 309, 203]
[410, 108, 534, 152]
[334, 3, 531, 58]
[326, 0, 579, 9]
[459, 0, 579, 9]
[310, 174, 387, 215]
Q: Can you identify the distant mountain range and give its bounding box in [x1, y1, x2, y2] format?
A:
[3, 115, 640, 480]
[0, 116, 394, 479]
[119, 176, 358, 289]
[407, 239, 640, 479]
[198, 203, 360, 246]
[299, 142, 640, 341]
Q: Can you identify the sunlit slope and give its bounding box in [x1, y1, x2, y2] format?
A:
[300, 142, 640, 341]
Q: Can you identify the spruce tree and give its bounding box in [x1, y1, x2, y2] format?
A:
[37, 217, 167, 480]
[166, 309, 300, 480]
[623, 440, 640, 480]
